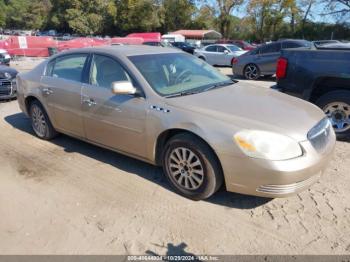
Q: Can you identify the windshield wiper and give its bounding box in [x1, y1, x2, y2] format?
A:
[164, 80, 236, 98]
[164, 90, 200, 98]
[202, 80, 235, 92]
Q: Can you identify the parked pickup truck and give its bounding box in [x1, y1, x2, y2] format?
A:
[275, 49, 350, 138]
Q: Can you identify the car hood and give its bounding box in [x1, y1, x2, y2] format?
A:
[0, 66, 18, 79]
[165, 82, 325, 141]
[233, 50, 247, 55]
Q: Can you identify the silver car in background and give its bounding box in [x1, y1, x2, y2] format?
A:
[194, 44, 247, 66]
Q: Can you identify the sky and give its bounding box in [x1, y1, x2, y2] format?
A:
[202, 0, 338, 24]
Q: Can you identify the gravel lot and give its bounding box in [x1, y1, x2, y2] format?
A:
[0, 59, 349, 255]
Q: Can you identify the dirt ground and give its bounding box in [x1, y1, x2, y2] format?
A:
[0, 59, 349, 255]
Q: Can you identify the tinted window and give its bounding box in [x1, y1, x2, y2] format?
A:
[90, 55, 131, 89]
[205, 45, 217, 52]
[260, 43, 281, 54]
[282, 42, 303, 49]
[51, 54, 88, 82]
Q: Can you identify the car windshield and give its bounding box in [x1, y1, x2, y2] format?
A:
[227, 45, 242, 51]
[129, 53, 232, 97]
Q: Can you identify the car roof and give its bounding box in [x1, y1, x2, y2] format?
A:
[206, 44, 230, 47]
[59, 45, 182, 57]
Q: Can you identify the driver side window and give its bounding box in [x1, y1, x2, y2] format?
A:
[89, 54, 131, 89]
[217, 46, 228, 53]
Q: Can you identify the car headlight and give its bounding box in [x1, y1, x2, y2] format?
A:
[234, 130, 303, 160]
[4, 72, 11, 79]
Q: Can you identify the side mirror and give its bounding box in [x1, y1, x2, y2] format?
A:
[224, 50, 229, 55]
[111, 81, 137, 95]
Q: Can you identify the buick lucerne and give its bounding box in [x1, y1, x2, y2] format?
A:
[17, 46, 336, 200]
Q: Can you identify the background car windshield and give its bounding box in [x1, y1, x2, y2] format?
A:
[227, 45, 242, 51]
[129, 53, 231, 96]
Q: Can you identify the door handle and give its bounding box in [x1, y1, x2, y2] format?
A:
[82, 98, 97, 107]
[42, 88, 53, 95]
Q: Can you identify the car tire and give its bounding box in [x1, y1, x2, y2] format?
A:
[315, 90, 350, 139]
[29, 100, 58, 140]
[244, 64, 260, 80]
[163, 133, 223, 200]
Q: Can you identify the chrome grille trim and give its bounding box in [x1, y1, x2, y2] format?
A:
[0, 79, 14, 97]
[257, 173, 321, 194]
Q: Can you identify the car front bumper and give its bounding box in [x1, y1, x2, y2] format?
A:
[219, 133, 336, 198]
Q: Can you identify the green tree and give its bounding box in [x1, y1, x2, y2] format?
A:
[213, 0, 244, 38]
[5, 0, 51, 29]
[161, 0, 196, 32]
[115, 0, 162, 35]
[0, 0, 6, 28]
[48, 0, 116, 35]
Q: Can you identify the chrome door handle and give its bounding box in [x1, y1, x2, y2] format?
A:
[42, 88, 53, 95]
[82, 98, 97, 107]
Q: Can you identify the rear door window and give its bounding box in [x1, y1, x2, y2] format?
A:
[51, 54, 88, 82]
[205, 45, 218, 52]
[260, 43, 281, 54]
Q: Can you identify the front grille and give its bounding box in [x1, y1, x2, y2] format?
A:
[0, 79, 13, 96]
[308, 118, 332, 153]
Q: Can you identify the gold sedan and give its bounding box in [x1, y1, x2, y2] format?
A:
[16, 46, 336, 200]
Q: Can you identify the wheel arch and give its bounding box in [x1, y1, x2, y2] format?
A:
[310, 76, 350, 103]
[198, 55, 206, 61]
[154, 128, 223, 175]
[24, 95, 42, 115]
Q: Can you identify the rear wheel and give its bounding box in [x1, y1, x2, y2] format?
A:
[163, 133, 223, 200]
[316, 90, 350, 138]
[244, 64, 260, 80]
[30, 100, 58, 140]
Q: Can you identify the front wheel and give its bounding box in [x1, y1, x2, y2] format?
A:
[163, 133, 223, 200]
[316, 90, 350, 139]
[244, 64, 260, 80]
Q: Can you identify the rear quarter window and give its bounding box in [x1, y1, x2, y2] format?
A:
[45, 60, 55, 76]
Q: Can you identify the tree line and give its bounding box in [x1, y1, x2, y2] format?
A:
[0, 0, 349, 41]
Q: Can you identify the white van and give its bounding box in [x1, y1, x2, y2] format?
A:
[161, 34, 185, 43]
[0, 49, 11, 66]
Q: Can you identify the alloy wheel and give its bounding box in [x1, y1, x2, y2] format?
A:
[31, 105, 47, 137]
[167, 147, 204, 191]
[245, 64, 259, 80]
[323, 102, 350, 133]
